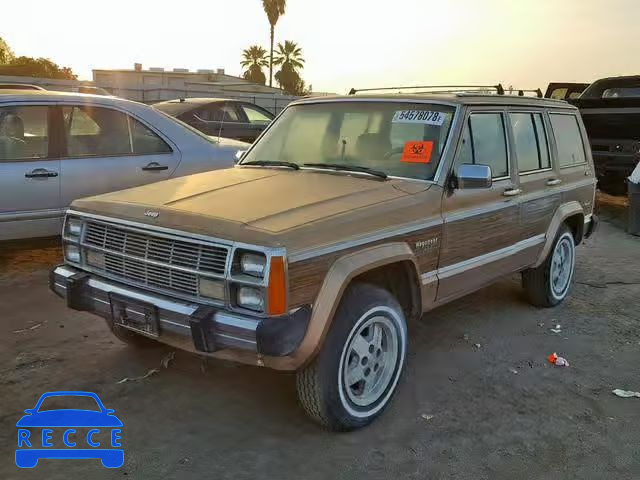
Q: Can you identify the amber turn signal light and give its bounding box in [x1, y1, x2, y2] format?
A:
[267, 256, 287, 316]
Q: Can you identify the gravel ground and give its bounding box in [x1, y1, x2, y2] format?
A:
[1, 203, 638, 480]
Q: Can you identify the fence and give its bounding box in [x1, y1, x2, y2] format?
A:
[105, 87, 299, 115]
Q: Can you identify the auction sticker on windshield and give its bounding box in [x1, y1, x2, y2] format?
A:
[401, 141, 433, 163]
[392, 110, 445, 125]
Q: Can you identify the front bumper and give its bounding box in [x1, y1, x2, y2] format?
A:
[50, 265, 310, 367]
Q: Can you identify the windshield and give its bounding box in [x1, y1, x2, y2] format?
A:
[240, 101, 456, 181]
[602, 87, 640, 98]
[38, 395, 101, 412]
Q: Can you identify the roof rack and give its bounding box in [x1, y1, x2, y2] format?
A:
[510, 88, 543, 98]
[348, 84, 505, 95]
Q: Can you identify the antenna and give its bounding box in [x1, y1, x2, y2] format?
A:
[217, 109, 225, 144]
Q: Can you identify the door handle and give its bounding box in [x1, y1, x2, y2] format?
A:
[503, 188, 522, 197]
[546, 178, 562, 186]
[25, 169, 58, 178]
[141, 163, 169, 172]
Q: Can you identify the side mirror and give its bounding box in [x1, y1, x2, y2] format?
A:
[24, 409, 34, 414]
[457, 164, 492, 189]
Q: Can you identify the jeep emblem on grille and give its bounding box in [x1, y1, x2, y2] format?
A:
[144, 210, 160, 219]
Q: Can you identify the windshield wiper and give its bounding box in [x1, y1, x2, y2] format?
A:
[242, 160, 299, 170]
[303, 163, 388, 179]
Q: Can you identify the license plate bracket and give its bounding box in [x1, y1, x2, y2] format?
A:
[110, 293, 159, 337]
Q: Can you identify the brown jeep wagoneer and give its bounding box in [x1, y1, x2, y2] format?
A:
[51, 86, 598, 430]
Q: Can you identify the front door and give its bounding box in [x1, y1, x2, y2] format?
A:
[58, 105, 180, 206]
[437, 109, 522, 302]
[0, 104, 62, 240]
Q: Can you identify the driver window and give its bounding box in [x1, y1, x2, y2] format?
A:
[0, 105, 49, 161]
[454, 113, 509, 179]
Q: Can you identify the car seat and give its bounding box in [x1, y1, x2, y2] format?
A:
[0, 113, 26, 159]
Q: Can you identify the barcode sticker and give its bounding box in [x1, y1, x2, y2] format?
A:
[392, 110, 445, 126]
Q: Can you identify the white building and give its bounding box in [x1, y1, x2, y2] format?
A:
[93, 64, 298, 114]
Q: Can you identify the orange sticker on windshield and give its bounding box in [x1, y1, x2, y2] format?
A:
[401, 141, 433, 163]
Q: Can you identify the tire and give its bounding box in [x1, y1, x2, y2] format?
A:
[108, 322, 159, 349]
[522, 224, 576, 308]
[296, 283, 408, 431]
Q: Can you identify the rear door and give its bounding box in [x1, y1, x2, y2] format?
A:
[58, 104, 180, 206]
[0, 104, 62, 240]
[506, 110, 560, 243]
[438, 108, 522, 302]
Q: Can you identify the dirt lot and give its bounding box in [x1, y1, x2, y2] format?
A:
[1, 202, 639, 479]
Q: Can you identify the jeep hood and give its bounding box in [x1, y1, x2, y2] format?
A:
[71, 167, 432, 249]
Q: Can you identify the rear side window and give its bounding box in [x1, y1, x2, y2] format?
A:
[549, 114, 586, 167]
[63, 106, 171, 157]
[64, 106, 130, 157]
[0, 105, 49, 160]
[510, 113, 551, 173]
[130, 118, 172, 154]
[241, 104, 272, 124]
[457, 113, 509, 179]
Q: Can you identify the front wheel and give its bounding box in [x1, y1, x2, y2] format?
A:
[296, 284, 407, 431]
[522, 225, 576, 307]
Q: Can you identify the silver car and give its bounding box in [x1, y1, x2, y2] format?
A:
[0, 90, 247, 241]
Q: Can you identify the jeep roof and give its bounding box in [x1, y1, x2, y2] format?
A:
[295, 92, 574, 109]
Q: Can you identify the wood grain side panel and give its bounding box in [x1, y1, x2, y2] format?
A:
[288, 225, 442, 308]
[521, 194, 560, 239]
[440, 205, 520, 267]
[562, 184, 595, 213]
[288, 255, 335, 309]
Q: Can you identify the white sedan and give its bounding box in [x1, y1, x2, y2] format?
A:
[0, 90, 247, 241]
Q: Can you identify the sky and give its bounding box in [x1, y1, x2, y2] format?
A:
[2, 0, 638, 93]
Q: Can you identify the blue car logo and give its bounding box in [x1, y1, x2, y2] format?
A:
[16, 391, 123, 468]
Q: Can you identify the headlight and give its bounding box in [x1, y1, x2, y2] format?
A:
[199, 278, 225, 301]
[240, 252, 266, 277]
[236, 286, 264, 311]
[65, 244, 81, 263]
[65, 218, 83, 237]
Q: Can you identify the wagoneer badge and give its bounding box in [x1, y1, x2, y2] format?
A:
[144, 210, 160, 219]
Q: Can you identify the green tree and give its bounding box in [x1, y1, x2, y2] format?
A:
[261, 0, 286, 87]
[0, 56, 77, 80]
[0, 36, 15, 64]
[274, 40, 305, 95]
[240, 45, 269, 85]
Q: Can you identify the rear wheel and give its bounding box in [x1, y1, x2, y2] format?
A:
[296, 283, 407, 431]
[522, 224, 576, 307]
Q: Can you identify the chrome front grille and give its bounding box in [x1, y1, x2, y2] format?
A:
[82, 221, 229, 300]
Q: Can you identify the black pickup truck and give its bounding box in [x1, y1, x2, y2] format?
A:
[572, 75, 640, 195]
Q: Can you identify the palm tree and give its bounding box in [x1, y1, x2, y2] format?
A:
[274, 41, 306, 95]
[240, 45, 269, 85]
[261, 0, 286, 87]
[274, 40, 304, 71]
